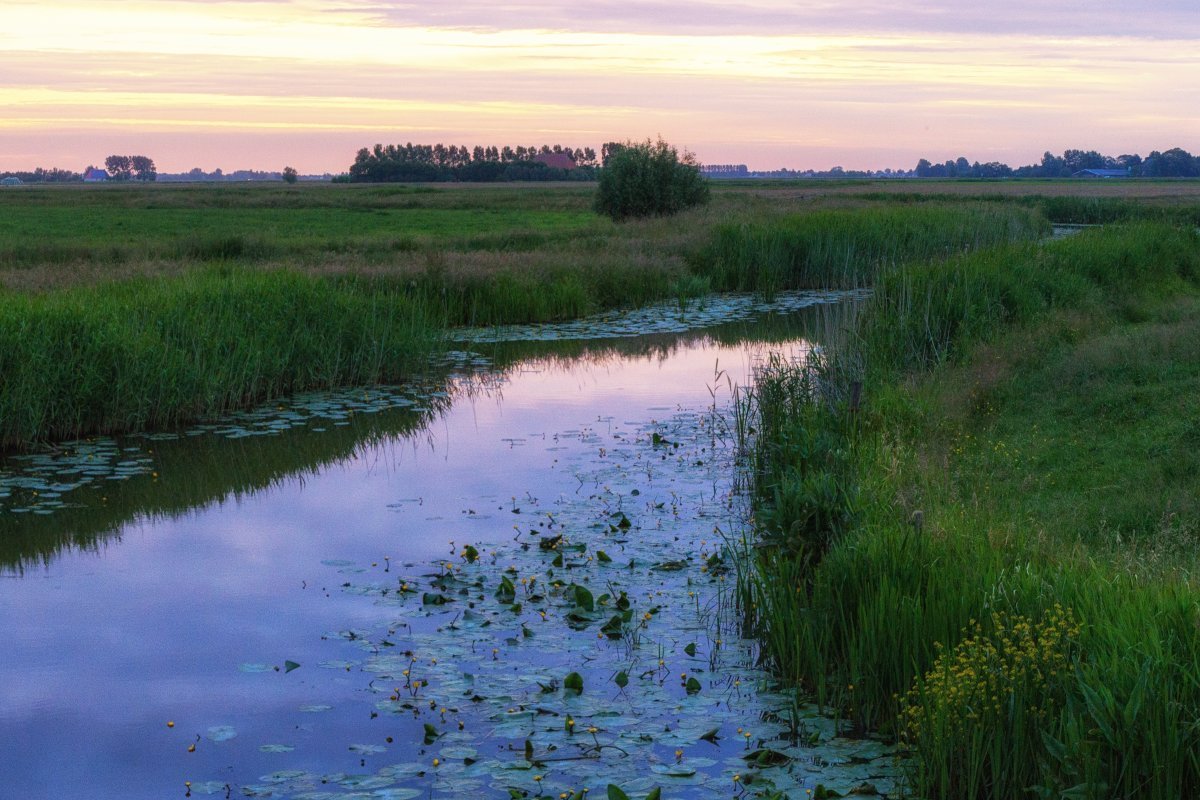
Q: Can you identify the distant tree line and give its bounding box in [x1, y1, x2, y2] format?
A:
[915, 147, 1200, 178]
[156, 167, 306, 183]
[0, 167, 81, 183]
[104, 155, 157, 182]
[344, 143, 600, 182]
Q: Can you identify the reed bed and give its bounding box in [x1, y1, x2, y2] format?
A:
[695, 205, 1048, 294]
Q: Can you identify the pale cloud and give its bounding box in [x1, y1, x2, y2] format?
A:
[0, 0, 1196, 171]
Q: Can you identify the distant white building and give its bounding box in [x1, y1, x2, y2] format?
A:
[83, 167, 110, 182]
[0, 176, 21, 186]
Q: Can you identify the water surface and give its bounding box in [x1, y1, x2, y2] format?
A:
[0, 294, 899, 799]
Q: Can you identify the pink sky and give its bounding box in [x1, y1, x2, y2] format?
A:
[1, 0, 1196, 173]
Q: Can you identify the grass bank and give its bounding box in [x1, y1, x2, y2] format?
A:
[0, 270, 440, 449]
[740, 222, 1200, 798]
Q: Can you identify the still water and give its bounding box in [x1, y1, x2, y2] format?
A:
[0, 293, 899, 799]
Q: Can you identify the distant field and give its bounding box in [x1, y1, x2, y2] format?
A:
[3, 179, 1197, 294]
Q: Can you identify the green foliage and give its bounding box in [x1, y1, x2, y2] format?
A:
[741, 221, 1200, 798]
[594, 138, 709, 221]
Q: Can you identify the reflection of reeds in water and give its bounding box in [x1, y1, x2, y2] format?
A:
[0, 386, 455, 573]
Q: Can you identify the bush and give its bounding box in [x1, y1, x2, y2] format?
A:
[594, 138, 709, 221]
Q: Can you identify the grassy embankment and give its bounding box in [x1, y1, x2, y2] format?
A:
[740, 211, 1200, 797]
[0, 182, 1047, 449]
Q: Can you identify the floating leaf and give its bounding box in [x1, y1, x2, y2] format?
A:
[283, 660, 301, 673]
[614, 670, 629, 689]
[239, 663, 273, 673]
[205, 725, 237, 743]
[572, 584, 595, 612]
[495, 575, 516, 604]
[651, 764, 696, 777]
[743, 748, 792, 767]
[684, 643, 697, 657]
[423, 723, 441, 744]
[563, 672, 584, 695]
[607, 786, 631, 800]
[596, 550, 613, 563]
[685, 677, 702, 694]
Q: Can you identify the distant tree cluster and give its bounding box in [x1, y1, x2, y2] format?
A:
[595, 138, 709, 221]
[103, 155, 157, 182]
[0, 167, 81, 183]
[915, 147, 1200, 178]
[345, 143, 598, 183]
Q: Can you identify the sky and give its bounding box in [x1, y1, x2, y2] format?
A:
[0, 0, 1196, 173]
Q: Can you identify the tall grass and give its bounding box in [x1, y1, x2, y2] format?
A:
[695, 205, 1048, 294]
[740, 222, 1200, 798]
[0, 269, 438, 448]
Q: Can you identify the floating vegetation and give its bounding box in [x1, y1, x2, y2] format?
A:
[192, 401, 903, 798]
[453, 290, 869, 344]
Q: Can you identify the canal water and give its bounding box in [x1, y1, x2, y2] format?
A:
[0, 292, 900, 799]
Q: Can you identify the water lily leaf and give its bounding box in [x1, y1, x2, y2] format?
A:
[651, 763, 696, 777]
[596, 550, 613, 563]
[699, 728, 720, 743]
[284, 660, 301, 673]
[239, 663, 273, 673]
[743, 748, 792, 767]
[685, 677, 702, 694]
[205, 725, 237, 743]
[572, 584, 595, 612]
[563, 672, 584, 695]
[614, 670, 629, 689]
[423, 723, 441, 744]
[607, 786, 631, 800]
[684, 643, 697, 657]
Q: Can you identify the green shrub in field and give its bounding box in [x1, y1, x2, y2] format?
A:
[594, 139, 709, 221]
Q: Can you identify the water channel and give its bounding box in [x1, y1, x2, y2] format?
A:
[0, 291, 901, 799]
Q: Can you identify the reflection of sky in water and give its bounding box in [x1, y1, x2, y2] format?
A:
[0, 334, 815, 799]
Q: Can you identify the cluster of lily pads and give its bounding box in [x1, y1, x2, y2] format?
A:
[452, 291, 870, 345]
[198, 401, 903, 798]
[0, 440, 153, 515]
